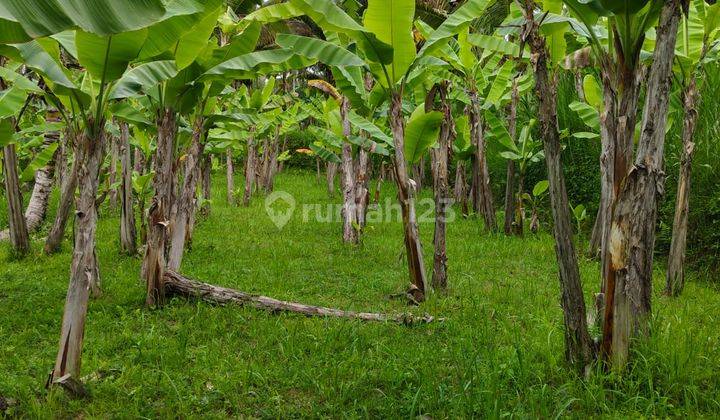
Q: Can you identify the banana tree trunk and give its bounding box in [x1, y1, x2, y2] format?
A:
[524, 6, 595, 371]
[201, 154, 211, 215]
[326, 162, 338, 198]
[354, 148, 370, 228]
[118, 122, 136, 255]
[454, 161, 469, 217]
[602, 0, 682, 369]
[108, 134, 119, 210]
[51, 126, 105, 387]
[45, 146, 78, 255]
[598, 63, 644, 295]
[143, 110, 177, 307]
[339, 98, 358, 244]
[514, 172, 525, 236]
[587, 208, 602, 257]
[389, 92, 427, 302]
[243, 132, 257, 206]
[24, 119, 60, 235]
[226, 149, 235, 205]
[431, 84, 452, 291]
[168, 117, 205, 272]
[3, 143, 30, 255]
[504, 78, 519, 235]
[262, 126, 280, 193]
[469, 88, 496, 232]
[666, 79, 698, 297]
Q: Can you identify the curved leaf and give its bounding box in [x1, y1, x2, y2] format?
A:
[109, 60, 179, 99]
[276, 34, 365, 67]
[364, 0, 415, 84]
[404, 110, 442, 163]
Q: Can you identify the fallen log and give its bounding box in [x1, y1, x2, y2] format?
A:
[164, 271, 440, 325]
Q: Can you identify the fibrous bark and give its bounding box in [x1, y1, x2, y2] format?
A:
[143, 110, 177, 307]
[430, 83, 453, 291]
[3, 143, 30, 255]
[164, 271, 438, 325]
[45, 137, 78, 255]
[523, 1, 595, 371]
[354, 148, 371, 228]
[119, 122, 137, 255]
[168, 117, 205, 272]
[665, 79, 698, 296]
[326, 162, 338, 198]
[243, 131, 257, 206]
[339, 98, 358, 244]
[603, 0, 683, 369]
[389, 92, 427, 303]
[51, 125, 105, 386]
[468, 88, 496, 232]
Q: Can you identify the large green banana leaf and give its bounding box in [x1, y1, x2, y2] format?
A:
[404, 110, 442, 164]
[364, 0, 415, 84]
[109, 60, 179, 99]
[275, 34, 365, 68]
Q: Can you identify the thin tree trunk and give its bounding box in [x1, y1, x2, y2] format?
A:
[326, 162, 338, 198]
[431, 83, 452, 291]
[602, 0, 682, 369]
[23, 145, 57, 237]
[243, 132, 257, 206]
[374, 161, 385, 205]
[523, 2, 595, 371]
[316, 158, 321, 184]
[514, 172, 525, 236]
[504, 78, 520, 235]
[119, 122, 137, 255]
[168, 117, 205, 272]
[454, 161, 469, 217]
[108, 133, 119, 210]
[390, 92, 427, 303]
[354, 148, 370, 228]
[164, 271, 438, 324]
[468, 88, 496, 232]
[143, 110, 176, 307]
[339, 98, 358, 243]
[226, 148, 235, 205]
[51, 126, 105, 387]
[45, 150, 78, 255]
[201, 154, 211, 214]
[665, 79, 698, 297]
[3, 144, 30, 255]
[263, 126, 280, 193]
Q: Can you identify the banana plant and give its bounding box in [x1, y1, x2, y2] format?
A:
[0, 0, 210, 392]
[665, 0, 720, 296]
[279, 0, 497, 302]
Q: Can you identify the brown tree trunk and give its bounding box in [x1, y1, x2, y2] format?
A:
[339, 98, 358, 243]
[468, 89, 496, 232]
[514, 173, 525, 236]
[51, 126, 105, 387]
[523, 1, 595, 371]
[143, 110, 177, 307]
[665, 79, 698, 297]
[23, 117, 60, 235]
[201, 154, 211, 214]
[390, 92, 427, 303]
[454, 161, 469, 217]
[168, 117, 205, 272]
[431, 84, 453, 291]
[243, 131, 257, 206]
[119, 122, 137, 255]
[326, 162, 338, 198]
[3, 143, 30, 255]
[602, 0, 682, 369]
[262, 126, 280, 193]
[45, 148, 79, 255]
[587, 207, 602, 257]
[354, 148, 371, 228]
[108, 133, 119, 210]
[504, 78, 519, 235]
[164, 271, 438, 324]
[598, 59, 644, 295]
[226, 148, 235, 205]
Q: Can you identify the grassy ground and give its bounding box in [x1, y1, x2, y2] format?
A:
[1, 170, 719, 418]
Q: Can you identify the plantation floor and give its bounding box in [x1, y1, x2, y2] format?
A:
[1, 170, 719, 418]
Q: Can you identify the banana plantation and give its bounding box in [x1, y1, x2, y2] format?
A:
[1, 0, 720, 417]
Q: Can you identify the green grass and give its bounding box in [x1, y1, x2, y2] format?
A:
[1, 170, 719, 418]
